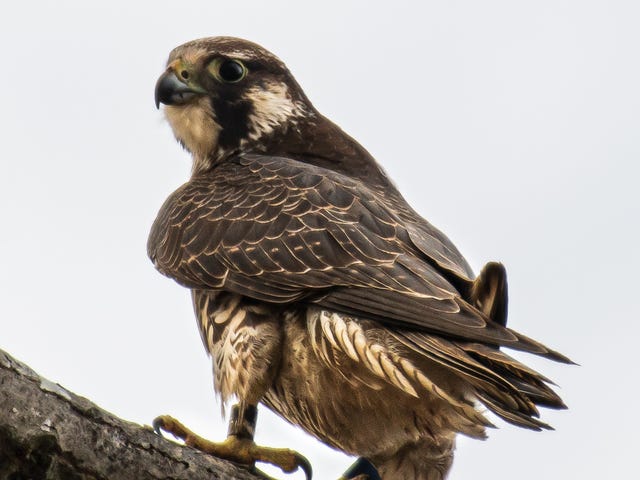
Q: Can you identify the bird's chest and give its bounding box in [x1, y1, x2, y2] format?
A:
[192, 290, 283, 405]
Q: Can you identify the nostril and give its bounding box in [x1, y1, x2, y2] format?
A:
[180, 70, 189, 80]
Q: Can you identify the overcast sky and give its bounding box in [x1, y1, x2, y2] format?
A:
[1, 1, 638, 479]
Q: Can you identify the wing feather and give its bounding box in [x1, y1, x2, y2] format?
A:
[148, 154, 562, 357]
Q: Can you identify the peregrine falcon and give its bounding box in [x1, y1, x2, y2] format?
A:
[150, 37, 570, 480]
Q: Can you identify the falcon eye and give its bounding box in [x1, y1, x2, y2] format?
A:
[217, 59, 247, 83]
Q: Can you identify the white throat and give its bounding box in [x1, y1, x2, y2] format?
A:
[165, 96, 221, 175]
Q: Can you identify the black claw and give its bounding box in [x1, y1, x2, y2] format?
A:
[295, 452, 313, 480]
[341, 458, 380, 480]
[152, 417, 165, 436]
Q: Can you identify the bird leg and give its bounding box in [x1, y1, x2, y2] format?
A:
[153, 404, 312, 480]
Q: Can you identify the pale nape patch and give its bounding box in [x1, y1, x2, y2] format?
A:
[164, 96, 221, 175]
[241, 82, 308, 147]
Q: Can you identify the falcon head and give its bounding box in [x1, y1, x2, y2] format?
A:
[155, 37, 315, 173]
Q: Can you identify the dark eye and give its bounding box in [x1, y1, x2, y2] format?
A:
[218, 59, 247, 83]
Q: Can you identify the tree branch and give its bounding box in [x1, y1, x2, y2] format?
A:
[0, 348, 268, 480]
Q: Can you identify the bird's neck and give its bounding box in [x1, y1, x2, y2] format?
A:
[201, 113, 397, 195]
[257, 114, 397, 191]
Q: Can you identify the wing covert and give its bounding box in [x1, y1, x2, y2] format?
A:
[148, 154, 537, 351]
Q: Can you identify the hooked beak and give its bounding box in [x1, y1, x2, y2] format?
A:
[154, 69, 202, 109]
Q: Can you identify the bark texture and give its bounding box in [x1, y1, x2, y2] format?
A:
[0, 349, 268, 480]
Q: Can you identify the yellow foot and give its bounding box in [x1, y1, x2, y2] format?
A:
[153, 415, 312, 479]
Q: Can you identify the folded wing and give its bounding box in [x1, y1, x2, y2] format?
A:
[148, 153, 569, 362]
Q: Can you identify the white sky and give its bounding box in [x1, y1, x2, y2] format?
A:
[1, 1, 638, 479]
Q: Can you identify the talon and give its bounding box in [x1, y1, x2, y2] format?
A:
[248, 442, 312, 478]
[152, 416, 166, 436]
[152, 415, 190, 442]
[294, 451, 313, 480]
[340, 458, 380, 480]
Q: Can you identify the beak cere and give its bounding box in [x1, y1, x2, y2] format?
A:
[155, 70, 199, 108]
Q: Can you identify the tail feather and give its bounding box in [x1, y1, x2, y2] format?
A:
[475, 393, 552, 431]
[390, 330, 567, 430]
[462, 343, 567, 409]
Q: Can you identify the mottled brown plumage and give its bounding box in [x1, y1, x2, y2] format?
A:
[150, 36, 570, 480]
